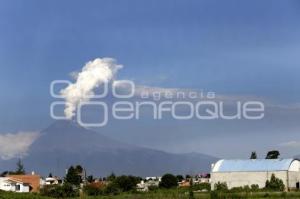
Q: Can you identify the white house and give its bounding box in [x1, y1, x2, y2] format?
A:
[211, 159, 300, 190]
[137, 177, 161, 192]
[137, 180, 149, 192]
[0, 177, 30, 192]
[44, 177, 60, 185]
[145, 177, 161, 181]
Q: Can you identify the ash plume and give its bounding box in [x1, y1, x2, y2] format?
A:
[61, 58, 122, 119]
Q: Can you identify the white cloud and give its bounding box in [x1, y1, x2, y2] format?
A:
[0, 132, 39, 160]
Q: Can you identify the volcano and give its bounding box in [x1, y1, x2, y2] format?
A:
[2, 120, 217, 177]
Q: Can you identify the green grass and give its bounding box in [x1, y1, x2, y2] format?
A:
[2, 190, 300, 199]
[0, 189, 191, 199]
[83, 189, 192, 199]
[0, 191, 51, 199]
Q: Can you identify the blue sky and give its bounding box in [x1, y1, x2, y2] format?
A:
[0, 0, 300, 158]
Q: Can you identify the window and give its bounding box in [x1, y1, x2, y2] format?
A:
[15, 184, 20, 191]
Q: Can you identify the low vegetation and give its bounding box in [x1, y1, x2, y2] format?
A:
[4, 190, 300, 199]
[0, 160, 296, 199]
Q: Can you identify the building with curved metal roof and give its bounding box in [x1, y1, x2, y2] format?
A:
[211, 159, 300, 190]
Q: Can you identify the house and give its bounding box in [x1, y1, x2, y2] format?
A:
[178, 180, 190, 187]
[137, 178, 160, 192]
[0, 174, 41, 193]
[0, 177, 30, 192]
[88, 180, 106, 189]
[211, 159, 300, 190]
[44, 176, 62, 185]
[145, 176, 161, 181]
[192, 173, 211, 184]
[136, 180, 149, 192]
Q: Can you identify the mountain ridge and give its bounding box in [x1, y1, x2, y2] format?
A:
[1, 120, 217, 177]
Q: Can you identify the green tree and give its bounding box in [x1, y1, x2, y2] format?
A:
[159, 174, 178, 189]
[87, 175, 95, 183]
[266, 150, 280, 159]
[75, 165, 83, 173]
[250, 151, 257, 159]
[251, 184, 259, 191]
[104, 182, 121, 195]
[65, 166, 81, 186]
[176, 175, 184, 182]
[265, 173, 285, 191]
[107, 172, 116, 181]
[214, 182, 228, 191]
[15, 159, 25, 175]
[114, 175, 140, 192]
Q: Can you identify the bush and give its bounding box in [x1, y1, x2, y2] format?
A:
[159, 174, 178, 189]
[104, 182, 122, 195]
[230, 186, 244, 192]
[83, 184, 103, 196]
[265, 173, 285, 191]
[113, 175, 140, 192]
[229, 185, 252, 193]
[251, 184, 259, 191]
[192, 182, 211, 191]
[40, 183, 79, 198]
[214, 182, 228, 191]
[243, 185, 251, 192]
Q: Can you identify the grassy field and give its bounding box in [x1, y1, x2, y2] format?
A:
[2, 190, 300, 199]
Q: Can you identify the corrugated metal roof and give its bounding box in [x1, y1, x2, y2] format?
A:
[212, 159, 296, 172]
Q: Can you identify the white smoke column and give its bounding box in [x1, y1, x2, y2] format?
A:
[61, 58, 123, 119]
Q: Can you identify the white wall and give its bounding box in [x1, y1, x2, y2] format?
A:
[289, 160, 300, 172]
[16, 183, 30, 193]
[287, 171, 300, 189]
[211, 171, 289, 190]
[0, 178, 30, 193]
[0, 177, 15, 192]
